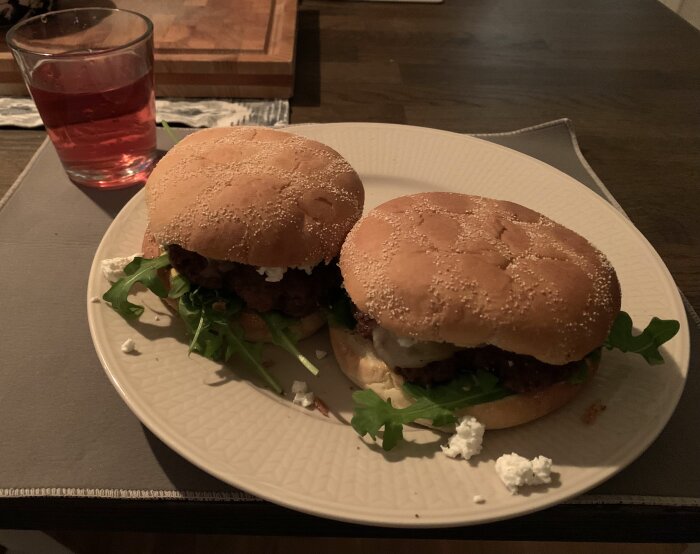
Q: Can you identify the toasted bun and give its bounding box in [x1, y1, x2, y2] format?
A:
[145, 126, 364, 267]
[340, 193, 620, 365]
[236, 309, 325, 342]
[329, 326, 598, 430]
[143, 231, 325, 342]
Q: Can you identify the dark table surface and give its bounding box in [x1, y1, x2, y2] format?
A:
[1, 0, 699, 542]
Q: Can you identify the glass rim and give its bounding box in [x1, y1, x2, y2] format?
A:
[6, 7, 154, 59]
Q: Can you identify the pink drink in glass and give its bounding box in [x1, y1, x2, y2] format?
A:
[7, 8, 157, 189]
[28, 59, 156, 188]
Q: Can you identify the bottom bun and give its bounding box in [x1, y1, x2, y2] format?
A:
[329, 326, 598, 430]
[238, 309, 325, 342]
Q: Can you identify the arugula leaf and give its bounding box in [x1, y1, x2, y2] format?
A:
[161, 121, 181, 144]
[604, 311, 680, 365]
[351, 393, 408, 451]
[567, 361, 589, 385]
[168, 271, 191, 299]
[351, 371, 512, 451]
[178, 290, 228, 354]
[261, 312, 321, 376]
[217, 324, 281, 393]
[202, 333, 223, 359]
[177, 290, 201, 334]
[324, 287, 357, 329]
[103, 254, 282, 393]
[567, 348, 602, 385]
[178, 290, 282, 394]
[102, 254, 171, 319]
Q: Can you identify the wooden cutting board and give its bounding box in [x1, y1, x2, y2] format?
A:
[0, 0, 297, 98]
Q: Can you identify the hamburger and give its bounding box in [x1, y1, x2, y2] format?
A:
[330, 192, 622, 438]
[103, 126, 364, 392]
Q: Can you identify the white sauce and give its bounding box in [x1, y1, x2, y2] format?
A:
[372, 327, 457, 369]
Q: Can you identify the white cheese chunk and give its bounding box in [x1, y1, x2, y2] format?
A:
[256, 266, 286, 282]
[256, 264, 317, 282]
[494, 453, 553, 494]
[291, 380, 315, 408]
[440, 416, 485, 460]
[101, 253, 142, 282]
[472, 495, 486, 504]
[120, 338, 136, 353]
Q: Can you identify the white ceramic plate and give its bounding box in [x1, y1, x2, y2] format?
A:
[87, 123, 689, 527]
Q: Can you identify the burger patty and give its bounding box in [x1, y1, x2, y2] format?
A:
[352, 310, 581, 393]
[353, 307, 378, 339]
[168, 244, 342, 318]
[395, 347, 580, 393]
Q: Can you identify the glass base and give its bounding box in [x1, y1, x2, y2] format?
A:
[64, 152, 158, 190]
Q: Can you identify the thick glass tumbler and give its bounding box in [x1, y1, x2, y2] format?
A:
[7, 8, 157, 189]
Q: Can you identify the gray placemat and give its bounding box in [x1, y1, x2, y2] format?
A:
[0, 120, 697, 506]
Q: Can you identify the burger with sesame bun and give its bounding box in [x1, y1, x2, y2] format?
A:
[330, 192, 679, 450]
[103, 126, 364, 393]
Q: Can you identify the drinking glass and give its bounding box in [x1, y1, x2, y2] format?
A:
[7, 8, 157, 189]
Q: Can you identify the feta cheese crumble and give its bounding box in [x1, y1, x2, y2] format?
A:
[472, 495, 485, 504]
[291, 380, 315, 408]
[494, 453, 553, 494]
[101, 253, 142, 282]
[315, 349, 328, 360]
[440, 416, 485, 460]
[256, 264, 317, 282]
[120, 338, 136, 353]
[256, 266, 286, 282]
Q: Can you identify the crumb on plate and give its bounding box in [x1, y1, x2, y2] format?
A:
[120, 338, 136, 353]
[582, 400, 607, 425]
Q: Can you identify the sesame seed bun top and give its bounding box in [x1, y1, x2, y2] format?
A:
[145, 126, 365, 267]
[339, 192, 621, 365]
